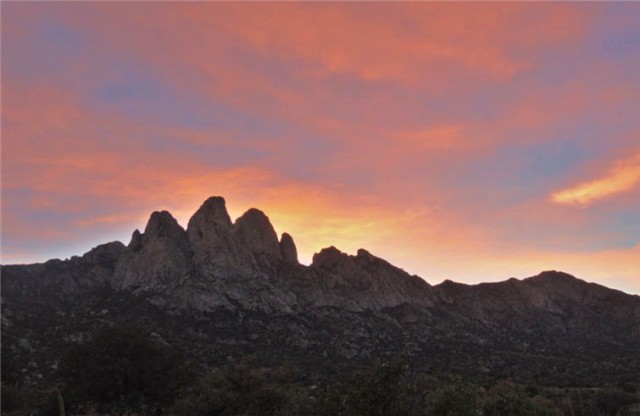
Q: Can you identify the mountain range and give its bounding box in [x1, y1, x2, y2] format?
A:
[2, 196, 639, 390]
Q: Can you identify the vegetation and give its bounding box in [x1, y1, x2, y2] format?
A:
[2, 325, 638, 415]
[171, 360, 303, 416]
[58, 324, 190, 414]
[170, 361, 636, 416]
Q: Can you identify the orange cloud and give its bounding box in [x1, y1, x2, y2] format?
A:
[42, 2, 598, 139]
[2, 80, 490, 268]
[203, 3, 596, 83]
[3, 3, 639, 295]
[551, 151, 640, 206]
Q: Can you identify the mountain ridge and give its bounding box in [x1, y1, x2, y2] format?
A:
[2, 195, 639, 392]
[5, 195, 636, 297]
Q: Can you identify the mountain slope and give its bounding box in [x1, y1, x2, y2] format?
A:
[2, 196, 639, 389]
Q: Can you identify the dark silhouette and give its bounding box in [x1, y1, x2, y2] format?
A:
[2, 196, 639, 414]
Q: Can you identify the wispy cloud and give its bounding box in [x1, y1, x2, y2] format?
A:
[2, 3, 640, 293]
[551, 151, 640, 206]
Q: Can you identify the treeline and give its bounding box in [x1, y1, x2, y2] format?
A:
[2, 325, 638, 415]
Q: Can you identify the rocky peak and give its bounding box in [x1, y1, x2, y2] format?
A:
[354, 249, 399, 270]
[144, 211, 185, 240]
[128, 229, 142, 251]
[522, 270, 618, 305]
[279, 233, 298, 264]
[356, 248, 375, 262]
[523, 271, 592, 297]
[309, 246, 433, 310]
[114, 211, 191, 291]
[186, 196, 232, 244]
[311, 246, 348, 269]
[81, 241, 125, 265]
[524, 270, 578, 285]
[233, 208, 281, 259]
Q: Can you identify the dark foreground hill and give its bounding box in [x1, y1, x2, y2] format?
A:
[2, 196, 640, 414]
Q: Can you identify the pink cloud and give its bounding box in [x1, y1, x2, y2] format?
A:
[3, 3, 639, 294]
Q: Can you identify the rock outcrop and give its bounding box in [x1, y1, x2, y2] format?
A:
[74, 197, 439, 313]
[2, 195, 639, 391]
[233, 208, 282, 261]
[187, 196, 236, 273]
[114, 211, 191, 291]
[310, 247, 434, 311]
[279, 233, 298, 264]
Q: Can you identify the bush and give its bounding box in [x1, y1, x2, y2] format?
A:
[344, 363, 417, 416]
[171, 361, 299, 416]
[312, 362, 424, 416]
[424, 381, 481, 416]
[59, 324, 189, 413]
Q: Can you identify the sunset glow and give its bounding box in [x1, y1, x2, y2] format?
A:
[551, 152, 640, 206]
[2, 3, 639, 293]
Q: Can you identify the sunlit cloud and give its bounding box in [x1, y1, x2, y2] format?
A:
[2, 3, 639, 294]
[551, 151, 640, 206]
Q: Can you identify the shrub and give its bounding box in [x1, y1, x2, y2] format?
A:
[312, 362, 423, 416]
[59, 324, 189, 413]
[424, 381, 481, 416]
[171, 361, 298, 416]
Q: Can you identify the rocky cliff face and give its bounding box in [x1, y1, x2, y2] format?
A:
[5, 196, 432, 314]
[115, 211, 191, 291]
[2, 196, 639, 388]
[309, 247, 434, 311]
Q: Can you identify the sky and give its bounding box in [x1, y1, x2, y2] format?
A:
[2, 3, 639, 294]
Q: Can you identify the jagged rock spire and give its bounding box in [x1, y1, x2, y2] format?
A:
[312, 246, 347, 269]
[128, 229, 142, 251]
[114, 210, 190, 290]
[186, 196, 244, 273]
[279, 233, 298, 264]
[186, 196, 232, 244]
[233, 208, 281, 259]
[145, 211, 186, 240]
